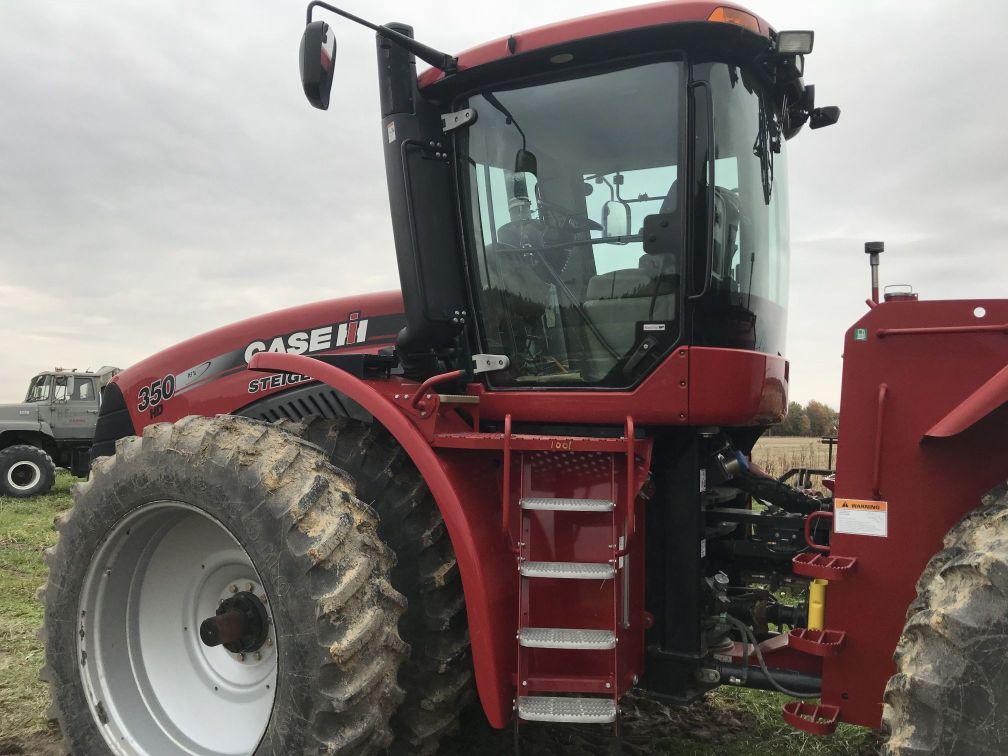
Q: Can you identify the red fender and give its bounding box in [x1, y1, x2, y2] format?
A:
[248, 352, 514, 726]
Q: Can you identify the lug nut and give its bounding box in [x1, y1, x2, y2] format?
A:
[237, 653, 245, 662]
[254, 652, 262, 661]
[229, 584, 237, 593]
[246, 583, 253, 592]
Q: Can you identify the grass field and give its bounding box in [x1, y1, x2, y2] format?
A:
[752, 435, 836, 478]
[0, 443, 876, 755]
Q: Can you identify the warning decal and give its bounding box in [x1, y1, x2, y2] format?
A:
[834, 498, 888, 537]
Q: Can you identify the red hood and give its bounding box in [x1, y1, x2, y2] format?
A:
[112, 291, 405, 428]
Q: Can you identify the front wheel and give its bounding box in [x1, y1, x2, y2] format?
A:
[0, 444, 56, 498]
[882, 483, 1008, 755]
[39, 415, 407, 755]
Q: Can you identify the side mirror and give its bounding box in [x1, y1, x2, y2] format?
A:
[299, 21, 336, 110]
[514, 148, 538, 177]
[602, 200, 631, 239]
[809, 105, 840, 130]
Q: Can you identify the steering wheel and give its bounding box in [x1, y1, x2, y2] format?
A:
[492, 223, 575, 281]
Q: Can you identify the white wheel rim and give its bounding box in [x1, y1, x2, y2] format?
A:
[79, 502, 277, 756]
[7, 460, 41, 491]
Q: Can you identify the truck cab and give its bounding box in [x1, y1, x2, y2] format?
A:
[0, 366, 118, 495]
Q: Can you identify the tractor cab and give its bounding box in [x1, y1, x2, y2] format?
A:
[301, 2, 837, 387]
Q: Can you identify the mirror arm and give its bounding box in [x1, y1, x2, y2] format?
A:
[307, 1, 457, 73]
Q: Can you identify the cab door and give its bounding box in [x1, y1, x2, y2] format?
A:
[51, 376, 99, 439]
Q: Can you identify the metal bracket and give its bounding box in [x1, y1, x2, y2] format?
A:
[472, 353, 509, 374]
[441, 107, 477, 133]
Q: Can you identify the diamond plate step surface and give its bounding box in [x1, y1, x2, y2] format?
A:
[520, 497, 614, 512]
[518, 627, 617, 650]
[520, 561, 615, 580]
[517, 695, 617, 724]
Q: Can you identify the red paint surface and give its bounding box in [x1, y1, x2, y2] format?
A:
[823, 298, 1008, 728]
[473, 347, 786, 428]
[418, 1, 770, 87]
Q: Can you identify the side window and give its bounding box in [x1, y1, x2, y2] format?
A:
[712, 157, 741, 286]
[53, 376, 69, 402]
[71, 378, 96, 402]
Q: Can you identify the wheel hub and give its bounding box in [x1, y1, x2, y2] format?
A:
[200, 591, 270, 654]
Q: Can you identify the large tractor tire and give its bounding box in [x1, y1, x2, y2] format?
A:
[38, 415, 407, 755]
[882, 482, 1008, 755]
[0, 444, 56, 498]
[283, 416, 477, 754]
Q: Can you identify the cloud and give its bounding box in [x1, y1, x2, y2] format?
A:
[1, 0, 1005, 409]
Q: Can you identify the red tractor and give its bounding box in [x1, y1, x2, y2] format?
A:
[39, 2, 1007, 754]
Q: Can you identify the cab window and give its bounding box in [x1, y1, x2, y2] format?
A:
[71, 378, 96, 402]
[25, 375, 52, 402]
[53, 376, 69, 402]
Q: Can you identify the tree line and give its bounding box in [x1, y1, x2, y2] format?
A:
[767, 400, 839, 437]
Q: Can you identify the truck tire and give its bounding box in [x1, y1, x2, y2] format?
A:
[0, 444, 56, 498]
[283, 416, 476, 754]
[881, 482, 1008, 755]
[38, 415, 407, 755]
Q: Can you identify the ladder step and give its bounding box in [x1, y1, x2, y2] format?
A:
[520, 497, 614, 512]
[517, 695, 617, 724]
[519, 627, 616, 650]
[520, 561, 615, 580]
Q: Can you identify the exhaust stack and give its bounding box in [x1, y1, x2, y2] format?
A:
[865, 241, 884, 304]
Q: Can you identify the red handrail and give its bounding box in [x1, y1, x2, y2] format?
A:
[877, 323, 1007, 338]
[410, 369, 465, 409]
[501, 414, 513, 534]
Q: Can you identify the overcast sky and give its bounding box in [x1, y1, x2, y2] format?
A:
[1, 0, 1005, 406]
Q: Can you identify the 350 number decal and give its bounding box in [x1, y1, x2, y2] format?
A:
[137, 374, 176, 412]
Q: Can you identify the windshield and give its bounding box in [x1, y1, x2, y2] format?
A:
[462, 61, 685, 387]
[693, 61, 790, 355]
[25, 375, 52, 402]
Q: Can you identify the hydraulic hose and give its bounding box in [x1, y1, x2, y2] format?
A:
[725, 615, 822, 699]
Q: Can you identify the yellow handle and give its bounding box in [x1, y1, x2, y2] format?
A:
[807, 579, 828, 630]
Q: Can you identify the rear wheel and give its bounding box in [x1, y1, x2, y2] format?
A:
[39, 415, 407, 755]
[284, 416, 477, 754]
[0, 444, 56, 498]
[882, 483, 1008, 755]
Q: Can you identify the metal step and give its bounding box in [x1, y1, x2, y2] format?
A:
[517, 695, 617, 724]
[520, 561, 615, 580]
[520, 497, 614, 512]
[519, 627, 616, 650]
[437, 393, 480, 405]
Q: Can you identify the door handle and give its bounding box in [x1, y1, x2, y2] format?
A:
[87, 409, 100, 414]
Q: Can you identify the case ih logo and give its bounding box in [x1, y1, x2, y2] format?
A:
[243, 312, 369, 363]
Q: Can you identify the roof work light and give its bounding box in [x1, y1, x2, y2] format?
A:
[776, 30, 814, 55]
